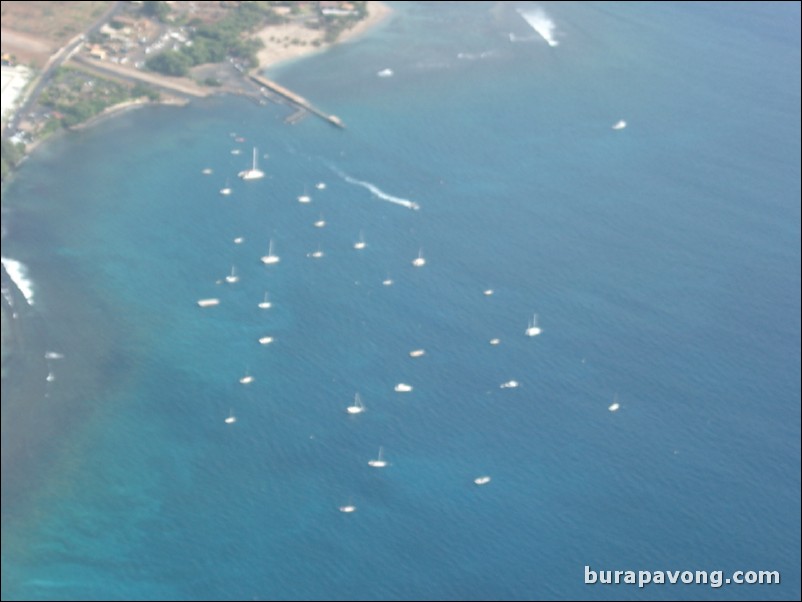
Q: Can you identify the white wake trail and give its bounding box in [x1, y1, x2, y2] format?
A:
[331, 167, 420, 211]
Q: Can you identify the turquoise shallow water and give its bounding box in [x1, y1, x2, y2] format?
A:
[1, 2, 800, 600]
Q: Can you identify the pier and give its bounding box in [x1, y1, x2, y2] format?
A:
[249, 73, 345, 129]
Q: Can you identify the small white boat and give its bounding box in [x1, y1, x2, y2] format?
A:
[382, 277, 394, 286]
[309, 245, 325, 259]
[474, 476, 491, 486]
[394, 383, 413, 392]
[377, 68, 394, 78]
[339, 504, 357, 513]
[258, 292, 272, 309]
[608, 394, 621, 412]
[297, 186, 311, 203]
[411, 248, 426, 267]
[347, 392, 366, 414]
[219, 179, 232, 195]
[368, 446, 388, 468]
[612, 119, 627, 130]
[231, 149, 242, 155]
[259, 336, 274, 345]
[315, 182, 326, 190]
[483, 289, 494, 296]
[224, 409, 237, 424]
[261, 239, 280, 265]
[225, 266, 239, 284]
[45, 352, 65, 360]
[202, 168, 213, 175]
[409, 349, 425, 358]
[233, 237, 244, 244]
[500, 380, 519, 389]
[197, 298, 220, 308]
[489, 338, 501, 346]
[313, 215, 326, 228]
[239, 373, 254, 385]
[238, 147, 265, 180]
[525, 314, 542, 337]
[46, 372, 55, 382]
[353, 231, 366, 250]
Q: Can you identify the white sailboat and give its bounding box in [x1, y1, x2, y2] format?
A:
[483, 289, 494, 296]
[313, 215, 326, 228]
[339, 502, 357, 513]
[500, 380, 520, 389]
[368, 446, 388, 468]
[382, 275, 394, 286]
[261, 239, 280, 265]
[608, 393, 621, 412]
[474, 476, 491, 485]
[197, 298, 220, 307]
[309, 245, 324, 259]
[411, 248, 426, 267]
[347, 393, 366, 414]
[315, 182, 326, 190]
[239, 370, 254, 385]
[525, 314, 542, 337]
[297, 185, 311, 204]
[489, 338, 501, 345]
[409, 349, 425, 358]
[219, 179, 232, 195]
[353, 231, 366, 250]
[394, 383, 413, 392]
[258, 292, 272, 309]
[259, 336, 274, 345]
[225, 265, 239, 284]
[612, 119, 627, 130]
[224, 409, 237, 424]
[238, 147, 265, 180]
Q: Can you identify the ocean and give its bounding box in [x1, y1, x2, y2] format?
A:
[1, 2, 799, 600]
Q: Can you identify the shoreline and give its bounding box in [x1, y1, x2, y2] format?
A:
[255, 1, 392, 72]
[66, 96, 189, 133]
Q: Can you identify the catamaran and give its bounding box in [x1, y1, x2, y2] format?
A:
[525, 314, 542, 337]
[238, 147, 265, 180]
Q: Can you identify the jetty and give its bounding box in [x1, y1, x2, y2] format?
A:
[249, 73, 345, 129]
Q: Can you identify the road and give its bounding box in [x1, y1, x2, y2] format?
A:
[4, 1, 123, 135]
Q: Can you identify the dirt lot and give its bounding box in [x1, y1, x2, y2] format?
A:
[0, 1, 110, 66]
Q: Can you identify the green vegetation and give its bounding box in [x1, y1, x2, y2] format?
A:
[147, 2, 270, 76]
[142, 0, 171, 23]
[1, 139, 25, 181]
[38, 67, 159, 128]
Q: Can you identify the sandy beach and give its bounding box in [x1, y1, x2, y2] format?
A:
[255, 1, 392, 71]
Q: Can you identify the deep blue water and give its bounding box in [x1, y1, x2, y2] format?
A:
[1, 2, 799, 600]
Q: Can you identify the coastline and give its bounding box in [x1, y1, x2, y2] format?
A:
[66, 96, 189, 133]
[255, 1, 392, 72]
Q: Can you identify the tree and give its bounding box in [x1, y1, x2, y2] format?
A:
[146, 51, 191, 77]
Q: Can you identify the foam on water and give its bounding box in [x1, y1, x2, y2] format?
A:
[517, 7, 560, 47]
[1, 257, 34, 305]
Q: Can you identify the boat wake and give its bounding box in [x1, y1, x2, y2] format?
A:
[517, 7, 559, 47]
[1, 257, 35, 305]
[331, 167, 420, 211]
